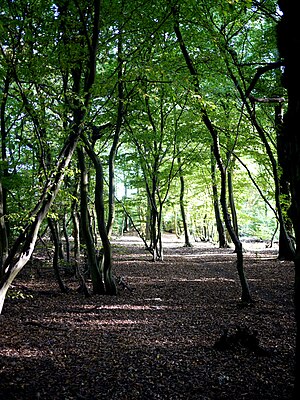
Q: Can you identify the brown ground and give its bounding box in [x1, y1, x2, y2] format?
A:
[0, 234, 295, 399]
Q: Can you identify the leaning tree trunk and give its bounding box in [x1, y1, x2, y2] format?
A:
[0, 130, 80, 313]
[172, 6, 252, 302]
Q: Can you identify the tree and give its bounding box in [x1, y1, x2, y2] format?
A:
[0, 0, 102, 313]
[171, 3, 252, 303]
[276, 1, 300, 397]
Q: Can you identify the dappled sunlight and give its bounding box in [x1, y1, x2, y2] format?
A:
[0, 347, 45, 359]
[67, 303, 175, 311]
[166, 253, 235, 259]
[23, 314, 151, 331]
[92, 319, 142, 326]
[171, 277, 235, 283]
[117, 257, 151, 263]
[128, 277, 235, 284]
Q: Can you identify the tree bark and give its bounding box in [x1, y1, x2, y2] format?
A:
[0, 72, 10, 274]
[227, 163, 239, 237]
[276, 104, 294, 260]
[277, 1, 300, 397]
[211, 146, 227, 248]
[83, 139, 117, 295]
[107, 28, 124, 237]
[77, 147, 105, 294]
[48, 217, 68, 293]
[0, 181, 8, 276]
[62, 214, 70, 264]
[178, 158, 192, 247]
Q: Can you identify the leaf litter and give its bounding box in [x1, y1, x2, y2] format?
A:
[0, 236, 295, 399]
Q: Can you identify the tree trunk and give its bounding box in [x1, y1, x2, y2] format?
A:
[48, 217, 68, 293]
[211, 146, 227, 248]
[0, 181, 8, 276]
[277, 2, 300, 397]
[178, 159, 192, 247]
[107, 29, 124, 237]
[218, 160, 251, 303]
[276, 104, 295, 260]
[72, 210, 80, 269]
[227, 166, 239, 237]
[83, 139, 117, 295]
[77, 147, 105, 294]
[0, 72, 10, 275]
[62, 214, 70, 264]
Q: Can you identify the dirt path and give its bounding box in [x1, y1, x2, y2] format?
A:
[0, 235, 295, 399]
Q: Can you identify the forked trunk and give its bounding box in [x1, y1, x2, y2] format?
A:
[83, 139, 117, 295]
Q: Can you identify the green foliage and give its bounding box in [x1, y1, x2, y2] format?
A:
[0, 0, 283, 249]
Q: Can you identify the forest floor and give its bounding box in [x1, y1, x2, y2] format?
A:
[0, 233, 296, 400]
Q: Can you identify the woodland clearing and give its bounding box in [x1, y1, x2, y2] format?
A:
[0, 234, 295, 400]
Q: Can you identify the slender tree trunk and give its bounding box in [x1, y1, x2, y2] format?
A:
[77, 147, 104, 294]
[145, 195, 151, 241]
[218, 160, 251, 303]
[0, 181, 8, 276]
[48, 217, 68, 293]
[71, 205, 89, 296]
[107, 29, 124, 237]
[173, 206, 181, 238]
[178, 159, 192, 247]
[62, 214, 70, 264]
[211, 146, 227, 247]
[83, 140, 117, 295]
[227, 166, 239, 237]
[72, 210, 80, 267]
[0, 72, 10, 274]
[122, 184, 129, 234]
[70, 181, 80, 268]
